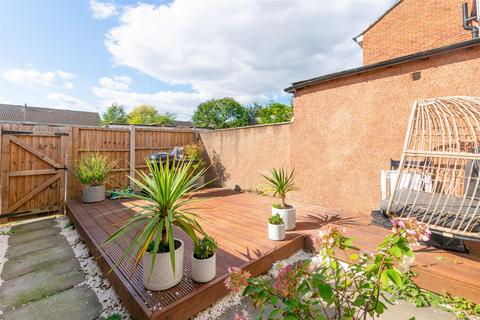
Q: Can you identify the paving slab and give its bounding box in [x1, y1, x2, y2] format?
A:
[3, 285, 102, 320]
[0, 259, 84, 311]
[10, 218, 57, 234]
[2, 244, 76, 280]
[6, 233, 66, 259]
[8, 225, 59, 245]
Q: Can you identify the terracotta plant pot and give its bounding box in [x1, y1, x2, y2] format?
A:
[82, 185, 105, 203]
[268, 223, 286, 241]
[272, 206, 296, 230]
[143, 239, 184, 291]
[191, 252, 216, 283]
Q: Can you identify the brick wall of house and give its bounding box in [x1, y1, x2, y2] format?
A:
[363, 0, 477, 64]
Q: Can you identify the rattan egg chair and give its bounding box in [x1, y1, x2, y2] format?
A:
[382, 96, 480, 245]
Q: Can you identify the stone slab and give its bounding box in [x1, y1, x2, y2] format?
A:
[0, 258, 84, 311]
[11, 218, 57, 234]
[2, 244, 76, 280]
[6, 234, 66, 259]
[3, 285, 102, 320]
[8, 226, 59, 245]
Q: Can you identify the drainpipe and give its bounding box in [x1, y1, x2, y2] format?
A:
[463, 2, 479, 39]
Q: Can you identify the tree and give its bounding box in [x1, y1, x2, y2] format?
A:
[245, 102, 263, 125]
[258, 101, 293, 124]
[127, 105, 175, 125]
[101, 104, 128, 125]
[192, 98, 249, 129]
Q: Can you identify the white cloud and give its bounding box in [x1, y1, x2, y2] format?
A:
[47, 93, 93, 111]
[92, 79, 204, 120]
[90, 0, 117, 19]
[105, 0, 395, 105]
[3, 68, 75, 89]
[99, 75, 132, 90]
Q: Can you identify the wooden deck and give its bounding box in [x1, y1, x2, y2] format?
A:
[66, 190, 305, 320]
[67, 188, 480, 320]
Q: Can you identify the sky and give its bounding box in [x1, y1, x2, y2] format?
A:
[0, 0, 395, 120]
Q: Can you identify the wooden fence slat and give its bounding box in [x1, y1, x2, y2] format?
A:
[9, 135, 63, 169]
[7, 173, 60, 213]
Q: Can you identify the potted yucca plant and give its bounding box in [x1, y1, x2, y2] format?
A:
[75, 153, 116, 203]
[104, 158, 208, 291]
[268, 214, 285, 241]
[184, 143, 207, 188]
[191, 236, 217, 283]
[262, 167, 296, 230]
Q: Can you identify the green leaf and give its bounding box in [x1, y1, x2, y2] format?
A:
[389, 246, 402, 258]
[349, 253, 359, 261]
[318, 283, 333, 303]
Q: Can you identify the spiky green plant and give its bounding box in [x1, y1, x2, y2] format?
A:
[262, 167, 295, 209]
[104, 158, 208, 277]
[74, 153, 116, 186]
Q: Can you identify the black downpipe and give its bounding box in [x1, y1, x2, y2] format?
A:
[463, 2, 479, 39]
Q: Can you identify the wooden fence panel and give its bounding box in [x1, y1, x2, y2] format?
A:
[0, 124, 198, 220]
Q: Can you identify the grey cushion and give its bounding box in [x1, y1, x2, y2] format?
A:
[381, 189, 480, 233]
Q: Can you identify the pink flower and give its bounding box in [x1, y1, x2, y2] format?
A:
[225, 267, 251, 293]
[273, 264, 299, 298]
[391, 218, 431, 244]
[233, 311, 250, 320]
[314, 226, 346, 251]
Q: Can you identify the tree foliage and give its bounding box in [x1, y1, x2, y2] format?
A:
[127, 105, 175, 125]
[101, 104, 128, 125]
[258, 101, 293, 124]
[192, 98, 249, 129]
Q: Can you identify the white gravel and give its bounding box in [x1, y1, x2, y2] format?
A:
[56, 216, 130, 320]
[193, 250, 312, 320]
[0, 225, 10, 287]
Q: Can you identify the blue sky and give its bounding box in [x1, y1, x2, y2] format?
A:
[0, 0, 394, 120]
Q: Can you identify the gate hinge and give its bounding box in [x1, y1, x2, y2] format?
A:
[55, 132, 69, 136]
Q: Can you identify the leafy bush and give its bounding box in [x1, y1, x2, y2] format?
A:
[101, 104, 128, 125]
[74, 153, 116, 186]
[268, 214, 284, 225]
[192, 98, 249, 129]
[127, 105, 175, 125]
[258, 102, 293, 124]
[226, 218, 432, 320]
[262, 167, 295, 209]
[193, 236, 218, 259]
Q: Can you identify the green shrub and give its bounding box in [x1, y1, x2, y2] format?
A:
[74, 153, 116, 186]
[193, 236, 218, 259]
[268, 214, 284, 225]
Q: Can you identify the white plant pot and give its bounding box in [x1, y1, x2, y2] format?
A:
[82, 185, 105, 203]
[268, 223, 286, 241]
[191, 252, 216, 283]
[272, 206, 296, 230]
[143, 239, 184, 291]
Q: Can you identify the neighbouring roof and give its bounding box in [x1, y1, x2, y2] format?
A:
[284, 38, 480, 93]
[0, 103, 100, 126]
[352, 0, 403, 43]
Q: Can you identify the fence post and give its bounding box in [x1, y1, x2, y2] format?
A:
[129, 125, 136, 187]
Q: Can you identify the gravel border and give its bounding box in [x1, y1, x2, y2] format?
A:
[56, 216, 130, 319]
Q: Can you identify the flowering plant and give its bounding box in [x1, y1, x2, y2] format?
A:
[226, 218, 430, 320]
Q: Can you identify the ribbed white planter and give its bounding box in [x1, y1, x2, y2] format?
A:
[191, 252, 216, 283]
[268, 223, 286, 241]
[272, 206, 296, 230]
[82, 185, 105, 203]
[143, 239, 184, 291]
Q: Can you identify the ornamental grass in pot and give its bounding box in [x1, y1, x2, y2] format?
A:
[104, 158, 208, 291]
[262, 167, 296, 230]
[74, 153, 116, 203]
[191, 236, 218, 283]
[268, 214, 285, 241]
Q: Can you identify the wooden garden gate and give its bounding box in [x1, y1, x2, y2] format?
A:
[0, 126, 68, 219]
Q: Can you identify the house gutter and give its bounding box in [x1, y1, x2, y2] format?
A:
[284, 38, 480, 93]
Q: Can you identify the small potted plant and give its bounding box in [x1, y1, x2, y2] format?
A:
[75, 153, 116, 203]
[262, 167, 296, 230]
[104, 158, 208, 291]
[191, 236, 218, 283]
[268, 214, 285, 241]
[184, 143, 207, 188]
